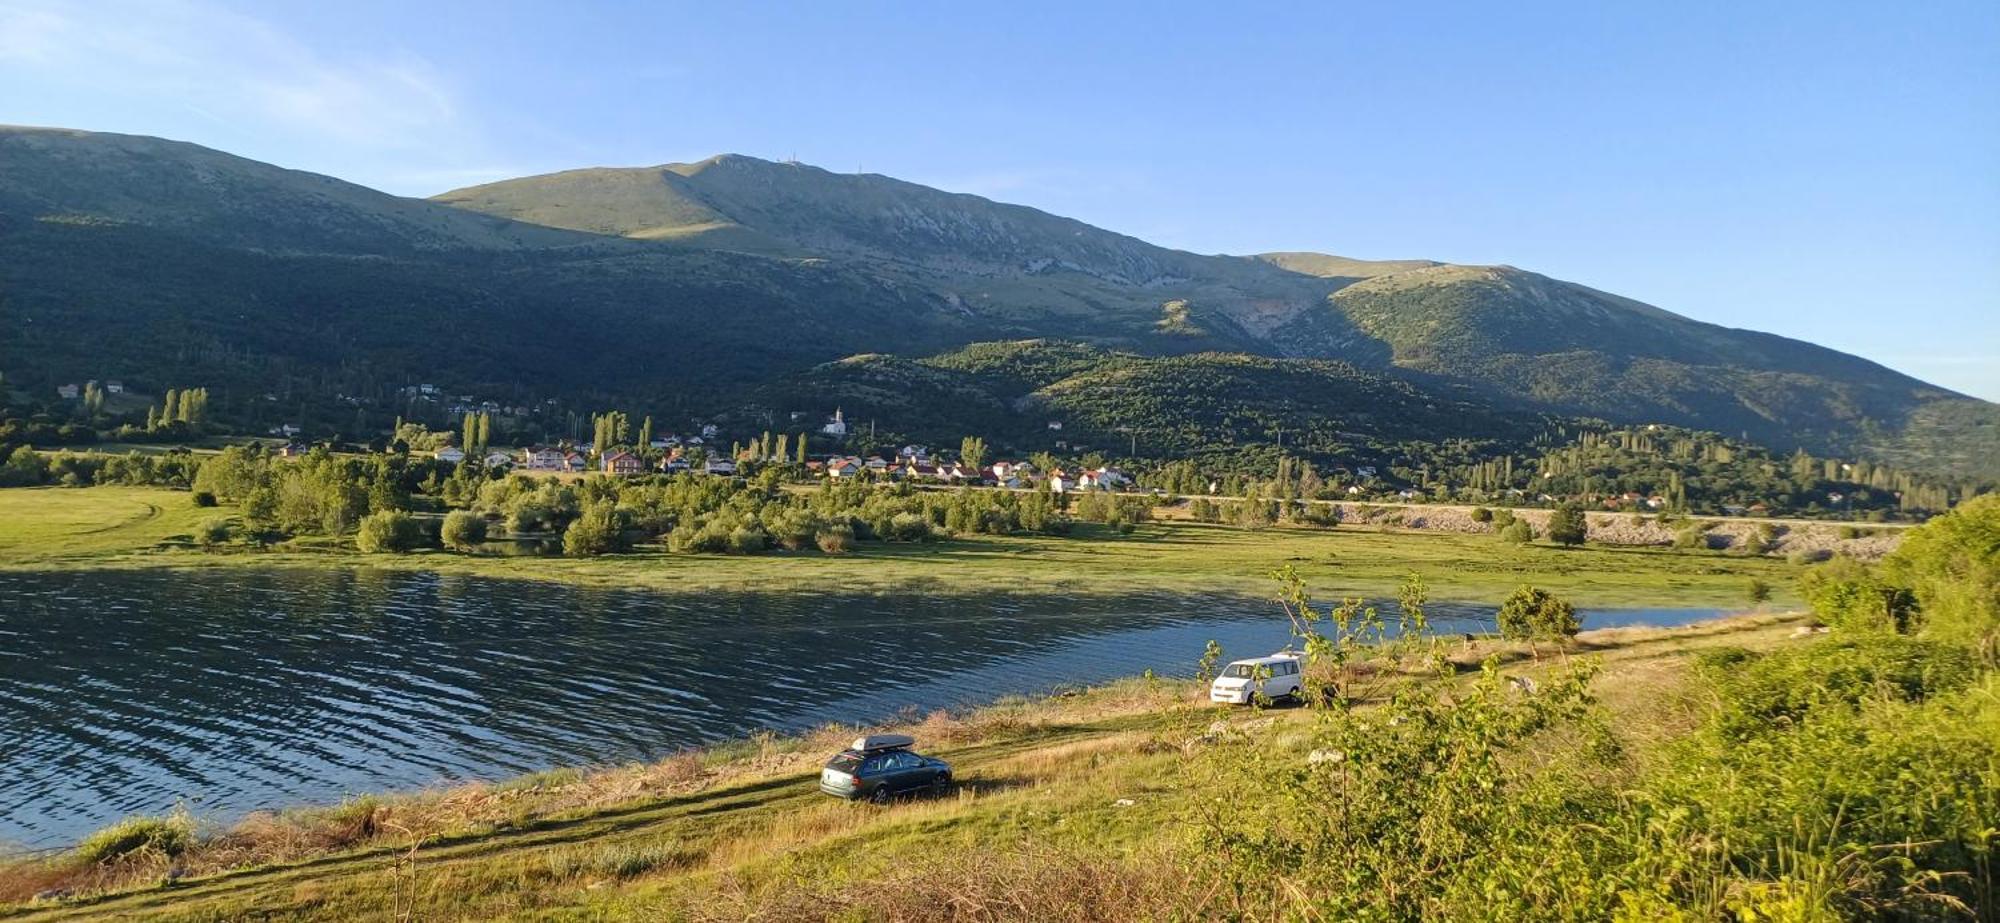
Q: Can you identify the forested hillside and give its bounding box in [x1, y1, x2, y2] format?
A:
[1, 126, 1992, 479]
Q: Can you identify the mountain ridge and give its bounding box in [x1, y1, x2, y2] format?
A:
[0, 126, 1991, 477]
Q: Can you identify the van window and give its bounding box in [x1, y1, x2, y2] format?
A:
[1224, 664, 1256, 678]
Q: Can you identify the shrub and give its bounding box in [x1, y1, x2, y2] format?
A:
[1496, 585, 1579, 641]
[439, 510, 488, 552]
[1797, 556, 1914, 634]
[1883, 494, 2000, 661]
[197, 518, 233, 547]
[1837, 525, 1861, 540]
[562, 504, 622, 557]
[1746, 578, 1771, 607]
[73, 813, 193, 864]
[190, 490, 218, 508]
[725, 525, 768, 554]
[354, 510, 421, 554]
[1469, 506, 1493, 523]
[815, 523, 855, 553]
[1188, 497, 1221, 523]
[1498, 520, 1536, 544]
[884, 511, 934, 542]
[1673, 524, 1709, 549]
[1698, 636, 1978, 740]
[1545, 505, 1587, 547]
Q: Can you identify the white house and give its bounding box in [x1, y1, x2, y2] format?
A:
[483, 451, 514, 468]
[826, 457, 863, 479]
[523, 446, 567, 471]
[704, 458, 737, 476]
[434, 447, 466, 464]
[55, 384, 79, 399]
[1048, 472, 1073, 494]
[822, 409, 849, 437]
[104, 380, 125, 394]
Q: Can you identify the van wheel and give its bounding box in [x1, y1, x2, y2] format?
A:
[1287, 686, 1302, 703]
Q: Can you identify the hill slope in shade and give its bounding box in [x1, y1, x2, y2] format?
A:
[0, 126, 1991, 477]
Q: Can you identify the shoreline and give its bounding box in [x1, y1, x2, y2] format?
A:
[0, 611, 1808, 916]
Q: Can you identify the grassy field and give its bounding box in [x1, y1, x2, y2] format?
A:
[0, 487, 1802, 607]
[0, 614, 1810, 921]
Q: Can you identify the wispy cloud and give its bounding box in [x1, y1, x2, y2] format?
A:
[0, 0, 516, 192]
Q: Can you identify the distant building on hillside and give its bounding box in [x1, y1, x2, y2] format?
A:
[55, 383, 79, 399]
[822, 409, 849, 437]
[434, 447, 466, 464]
[603, 450, 644, 476]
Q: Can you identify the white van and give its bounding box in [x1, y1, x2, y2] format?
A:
[1209, 651, 1306, 705]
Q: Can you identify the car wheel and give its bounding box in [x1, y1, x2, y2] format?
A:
[869, 785, 893, 805]
[936, 771, 952, 790]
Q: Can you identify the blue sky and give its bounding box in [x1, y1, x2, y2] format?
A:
[3, 1, 1996, 399]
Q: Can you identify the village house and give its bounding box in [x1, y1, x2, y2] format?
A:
[562, 451, 588, 472]
[1079, 467, 1131, 490]
[271, 423, 302, 438]
[704, 458, 737, 476]
[822, 409, 849, 437]
[864, 457, 889, 471]
[55, 383, 79, 399]
[826, 457, 864, 479]
[1047, 471, 1074, 494]
[483, 451, 515, 468]
[277, 442, 309, 458]
[104, 380, 124, 394]
[603, 450, 645, 476]
[522, 446, 568, 471]
[434, 446, 466, 464]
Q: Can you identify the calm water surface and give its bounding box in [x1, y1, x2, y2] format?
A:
[0, 568, 1731, 848]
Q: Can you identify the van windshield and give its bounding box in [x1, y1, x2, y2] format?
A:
[1224, 664, 1259, 679]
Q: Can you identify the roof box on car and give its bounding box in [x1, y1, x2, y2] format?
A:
[849, 733, 916, 753]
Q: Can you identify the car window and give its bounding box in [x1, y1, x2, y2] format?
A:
[888, 753, 919, 770]
[826, 753, 863, 772]
[860, 756, 887, 774]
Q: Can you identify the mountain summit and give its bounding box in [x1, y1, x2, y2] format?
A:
[1, 128, 1990, 475]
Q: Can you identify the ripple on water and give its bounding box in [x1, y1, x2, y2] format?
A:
[0, 568, 1733, 849]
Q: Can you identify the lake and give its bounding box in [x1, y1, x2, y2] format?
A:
[0, 568, 1734, 849]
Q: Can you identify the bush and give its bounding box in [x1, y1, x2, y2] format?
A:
[1498, 520, 1536, 544]
[1188, 497, 1221, 523]
[1545, 505, 1587, 547]
[1672, 524, 1709, 549]
[1698, 636, 1979, 740]
[725, 525, 768, 554]
[73, 813, 193, 864]
[1883, 494, 2000, 660]
[440, 510, 488, 552]
[1496, 585, 1579, 641]
[815, 523, 855, 553]
[1797, 556, 1915, 634]
[884, 511, 934, 542]
[562, 503, 622, 557]
[1469, 506, 1493, 523]
[197, 518, 233, 547]
[354, 510, 422, 554]
[190, 490, 218, 508]
[1745, 578, 1771, 607]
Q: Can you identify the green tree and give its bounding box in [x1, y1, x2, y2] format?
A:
[1496, 585, 1580, 642]
[1545, 505, 1588, 547]
[960, 436, 988, 470]
[562, 502, 622, 556]
[440, 510, 489, 552]
[354, 510, 422, 554]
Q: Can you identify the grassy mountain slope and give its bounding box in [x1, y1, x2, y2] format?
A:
[0, 127, 1989, 477]
[1327, 264, 1994, 473]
